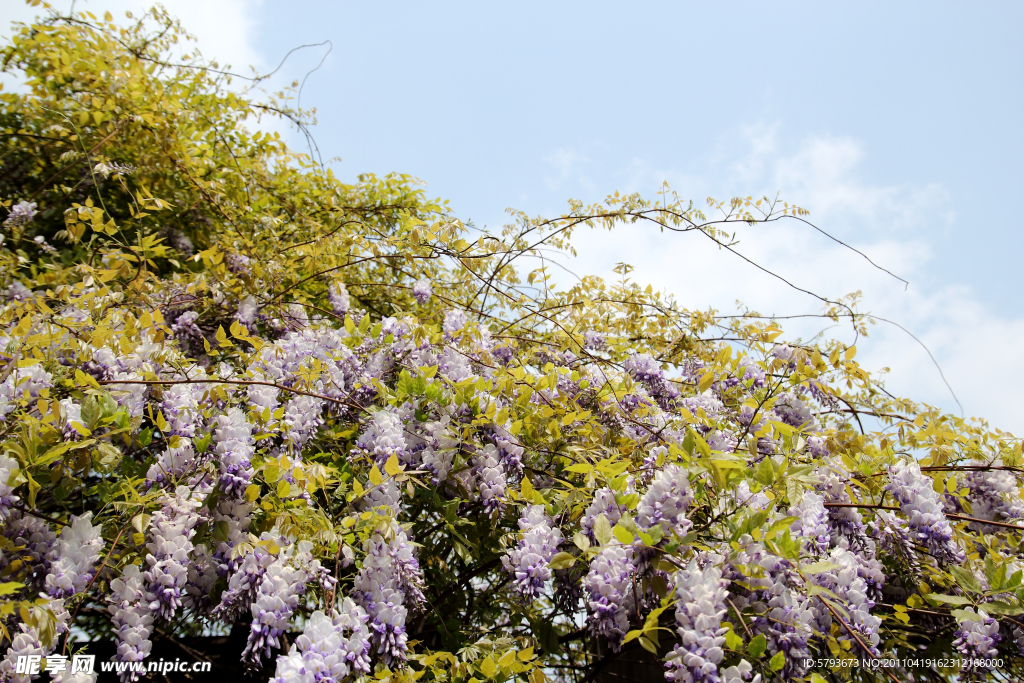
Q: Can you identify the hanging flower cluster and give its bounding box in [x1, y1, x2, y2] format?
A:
[503, 505, 563, 599]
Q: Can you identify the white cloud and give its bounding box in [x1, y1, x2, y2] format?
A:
[542, 147, 597, 194]
[549, 129, 1024, 435]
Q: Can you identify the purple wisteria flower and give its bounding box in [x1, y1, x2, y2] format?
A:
[145, 437, 197, 488]
[282, 393, 324, 448]
[637, 464, 693, 538]
[0, 452, 20, 519]
[356, 408, 409, 466]
[585, 489, 630, 540]
[584, 544, 636, 649]
[583, 331, 605, 351]
[953, 608, 1001, 679]
[161, 375, 206, 437]
[109, 564, 154, 681]
[0, 511, 56, 592]
[473, 444, 506, 514]
[664, 559, 729, 683]
[443, 309, 467, 338]
[886, 460, 965, 564]
[226, 252, 251, 275]
[0, 599, 71, 683]
[4, 200, 37, 227]
[270, 602, 372, 682]
[416, 418, 456, 483]
[412, 279, 432, 304]
[789, 492, 831, 555]
[759, 588, 814, 675]
[956, 462, 1024, 533]
[242, 539, 334, 667]
[184, 542, 220, 614]
[212, 498, 254, 573]
[773, 392, 814, 429]
[236, 295, 258, 325]
[624, 353, 680, 409]
[215, 407, 256, 497]
[328, 281, 351, 316]
[108, 371, 148, 418]
[810, 547, 881, 656]
[59, 397, 83, 439]
[502, 505, 563, 599]
[143, 486, 203, 620]
[45, 512, 104, 599]
[354, 523, 425, 665]
[0, 364, 52, 421]
[170, 311, 204, 354]
[869, 510, 920, 573]
[212, 535, 280, 623]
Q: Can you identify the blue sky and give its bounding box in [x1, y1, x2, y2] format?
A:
[4, 0, 1023, 432]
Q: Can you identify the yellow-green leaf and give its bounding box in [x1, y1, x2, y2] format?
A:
[594, 513, 612, 546]
[369, 466, 383, 487]
[479, 656, 496, 678]
[549, 552, 576, 570]
[384, 454, 402, 477]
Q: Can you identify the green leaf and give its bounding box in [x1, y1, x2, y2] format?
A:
[384, 454, 403, 477]
[479, 656, 496, 678]
[724, 628, 743, 651]
[951, 566, 983, 593]
[0, 582, 25, 596]
[747, 633, 767, 658]
[93, 442, 121, 469]
[769, 651, 785, 671]
[754, 457, 774, 485]
[35, 442, 76, 467]
[980, 600, 1023, 616]
[81, 395, 100, 428]
[594, 513, 612, 546]
[131, 513, 151, 533]
[612, 524, 634, 545]
[369, 466, 383, 487]
[27, 475, 40, 508]
[690, 429, 711, 458]
[801, 560, 840, 575]
[549, 552, 576, 570]
[98, 393, 117, 419]
[925, 594, 972, 606]
[193, 432, 212, 454]
[952, 608, 984, 622]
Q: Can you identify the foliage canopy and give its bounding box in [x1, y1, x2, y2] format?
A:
[0, 5, 1022, 683]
